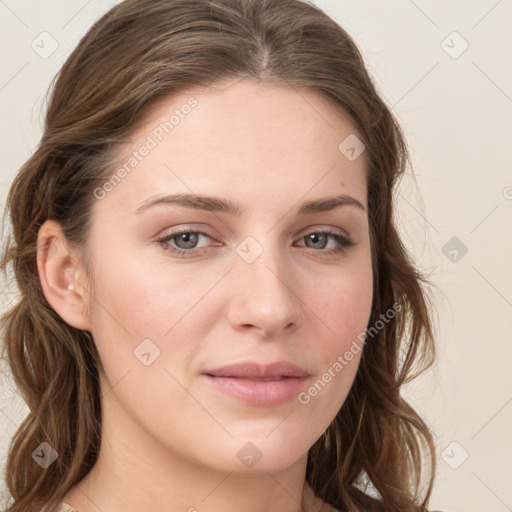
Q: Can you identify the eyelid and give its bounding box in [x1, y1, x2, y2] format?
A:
[155, 225, 218, 242]
[297, 224, 351, 239]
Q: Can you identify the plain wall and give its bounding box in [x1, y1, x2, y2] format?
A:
[1, 1, 511, 510]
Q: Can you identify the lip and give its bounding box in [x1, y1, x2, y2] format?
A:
[202, 361, 310, 406]
[203, 361, 309, 379]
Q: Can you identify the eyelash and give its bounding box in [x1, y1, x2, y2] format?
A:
[156, 227, 355, 258]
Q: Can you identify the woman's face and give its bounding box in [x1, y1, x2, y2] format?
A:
[83, 78, 373, 474]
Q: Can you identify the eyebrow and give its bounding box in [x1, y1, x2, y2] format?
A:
[133, 193, 366, 216]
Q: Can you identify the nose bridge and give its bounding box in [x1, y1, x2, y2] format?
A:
[227, 233, 303, 336]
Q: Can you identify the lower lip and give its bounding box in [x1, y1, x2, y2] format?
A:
[203, 375, 308, 406]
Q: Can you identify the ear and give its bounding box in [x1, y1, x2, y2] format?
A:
[36, 219, 92, 331]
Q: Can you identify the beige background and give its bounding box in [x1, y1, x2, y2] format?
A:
[1, 0, 511, 510]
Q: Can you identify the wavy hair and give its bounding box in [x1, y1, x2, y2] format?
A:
[0, 0, 437, 510]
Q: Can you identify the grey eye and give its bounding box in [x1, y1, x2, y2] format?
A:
[304, 233, 329, 249]
[173, 232, 200, 249]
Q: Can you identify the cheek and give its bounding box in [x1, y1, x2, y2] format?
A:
[297, 267, 372, 422]
[315, 265, 373, 351]
[89, 244, 203, 331]
[86, 249, 222, 380]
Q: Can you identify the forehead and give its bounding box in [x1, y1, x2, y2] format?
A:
[94, 78, 367, 216]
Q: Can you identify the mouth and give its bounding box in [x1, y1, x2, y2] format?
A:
[204, 375, 295, 381]
[202, 360, 309, 379]
[201, 361, 310, 406]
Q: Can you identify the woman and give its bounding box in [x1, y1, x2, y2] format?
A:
[0, 0, 439, 511]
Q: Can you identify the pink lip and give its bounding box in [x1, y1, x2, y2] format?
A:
[202, 361, 310, 406]
[203, 361, 309, 379]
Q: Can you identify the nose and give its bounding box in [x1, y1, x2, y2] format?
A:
[226, 239, 304, 339]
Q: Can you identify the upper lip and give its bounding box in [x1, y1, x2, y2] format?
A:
[203, 361, 309, 379]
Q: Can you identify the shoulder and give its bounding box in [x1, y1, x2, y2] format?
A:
[49, 504, 79, 512]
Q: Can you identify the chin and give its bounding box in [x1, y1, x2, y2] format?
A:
[191, 432, 312, 475]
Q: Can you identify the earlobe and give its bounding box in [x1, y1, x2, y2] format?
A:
[36, 220, 92, 331]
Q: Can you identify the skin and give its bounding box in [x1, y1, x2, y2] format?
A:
[37, 78, 373, 512]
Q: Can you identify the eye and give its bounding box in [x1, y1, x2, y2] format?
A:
[156, 227, 355, 258]
[156, 228, 215, 258]
[295, 229, 355, 255]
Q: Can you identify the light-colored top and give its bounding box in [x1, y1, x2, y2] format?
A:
[53, 504, 78, 512]
[53, 485, 338, 512]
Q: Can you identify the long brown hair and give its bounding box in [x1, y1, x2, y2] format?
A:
[1, 0, 437, 510]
